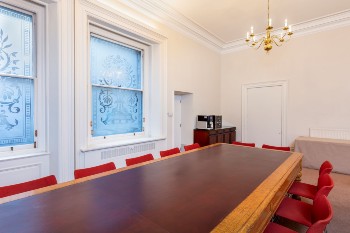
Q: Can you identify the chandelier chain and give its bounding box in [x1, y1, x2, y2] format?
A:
[267, 0, 270, 26]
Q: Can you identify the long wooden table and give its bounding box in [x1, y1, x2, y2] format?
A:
[0, 143, 302, 232]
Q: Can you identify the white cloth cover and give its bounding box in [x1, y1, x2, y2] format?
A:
[295, 136, 350, 175]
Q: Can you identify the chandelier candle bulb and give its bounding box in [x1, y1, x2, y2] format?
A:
[269, 18, 272, 27]
[251, 26, 254, 33]
[285, 19, 288, 27]
[289, 25, 292, 32]
[247, 32, 249, 39]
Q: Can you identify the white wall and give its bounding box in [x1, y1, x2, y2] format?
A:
[164, 25, 221, 146]
[0, 0, 220, 184]
[73, 0, 221, 174]
[100, 0, 221, 148]
[221, 26, 350, 146]
[7, 0, 350, 184]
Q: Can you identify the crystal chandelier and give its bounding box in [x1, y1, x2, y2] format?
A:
[245, 0, 293, 52]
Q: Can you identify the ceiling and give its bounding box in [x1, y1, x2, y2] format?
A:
[159, 0, 350, 43]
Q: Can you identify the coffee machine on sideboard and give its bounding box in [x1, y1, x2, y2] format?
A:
[194, 115, 235, 146]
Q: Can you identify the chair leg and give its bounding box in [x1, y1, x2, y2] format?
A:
[291, 194, 301, 201]
[272, 215, 281, 222]
[271, 215, 277, 222]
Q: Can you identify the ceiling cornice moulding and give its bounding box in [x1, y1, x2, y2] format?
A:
[116, 0, 350, 54]
[119, 0, 225, 51]
[223, 9, 350, 54]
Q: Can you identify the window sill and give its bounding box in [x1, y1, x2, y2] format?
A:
[0, 150, 49, 162]
[81, 137, 166, 152]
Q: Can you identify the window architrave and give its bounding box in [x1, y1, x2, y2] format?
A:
[75, 2, 167, 157]
[0, 0, 47, 156]
[88, 24, 150, 145]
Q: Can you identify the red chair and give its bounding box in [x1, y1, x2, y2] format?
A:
[126, 153, 154, 166]
[184, 143, 200, 151]
[319, 160, 333, 176]
[74, 162, 116, 179]
[0, 175, 57, 198]
[264, 222, 297, 233]
[232, 141, 255, 147]
[160, 147, 181, 158]
[288, 173, 334, 201]
[274, 195, 333, 232]
[262, 144, 290, 151]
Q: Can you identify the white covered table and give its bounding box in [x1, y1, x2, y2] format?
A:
[294, 136, 350, 175]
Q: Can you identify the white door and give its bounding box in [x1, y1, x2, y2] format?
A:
[243, 81, 287, 148]
[174, 95, 182, 149]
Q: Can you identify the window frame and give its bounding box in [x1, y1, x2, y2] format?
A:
[0, 0, 46, 155]
[87, 24, 150, 145]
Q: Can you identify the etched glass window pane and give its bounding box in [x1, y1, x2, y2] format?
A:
[90, 36, 142, 89]
[0, 76, 34, 147]
[92, 87, 142, 136]
[0, 6, 34, 148]
[0, 6, 33, 77]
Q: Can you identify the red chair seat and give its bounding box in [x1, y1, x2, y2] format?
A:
[184, 143, 200, 151]
[126, 154, 154, 166]
[160, 147, 180, 158]
[276, 195, 333, 232]
[288, 182, 318, 200]
[232, 141, 255, 147]
[262, 144, 291, 151]
[74, 162, 116, 179]
[276, 197, 313, 227]
[0, 175, 58, 198]
[264, 222, 297, 233]
[288, 173, 334, 201]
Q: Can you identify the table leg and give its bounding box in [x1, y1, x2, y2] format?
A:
[295, 161, 302, 182]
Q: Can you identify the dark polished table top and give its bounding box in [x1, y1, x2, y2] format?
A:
[0, 144, 294, 233]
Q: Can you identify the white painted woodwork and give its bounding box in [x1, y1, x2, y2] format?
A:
[247, 86, 282, 147]
[80, 139, 165, 168]
[174, 95, 182, 149]
[309, 128, 350, 140]
[7, 0, 349, 188]
[0, 0, 56, 186]
[242, 81, 287, 148]
[0, 155, 49, 186]
[155, 0, 350, 43]
[74, 0, 168, 170]
[112, 0, 350, 53]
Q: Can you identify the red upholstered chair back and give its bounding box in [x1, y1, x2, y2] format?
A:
[232, 141, 255, 147]
[262, 144, 291, 151]
[0, 175, 57, 198]
[126, 153, 154, 166]
[184, 143, 200, 151]
[319, 161, 333, 176]
[307, 195, 333, 233]
[160, 147, 181, 158]
[74, 162, 116, 179]
[315, 173, 334, 198]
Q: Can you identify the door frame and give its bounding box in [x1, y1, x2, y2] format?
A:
[173, 95, 182, 149]
[242, 80, 288, 146]
[172, 91, 193, 149]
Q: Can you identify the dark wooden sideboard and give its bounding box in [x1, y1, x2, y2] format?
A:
[194, 127, 236, 147]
